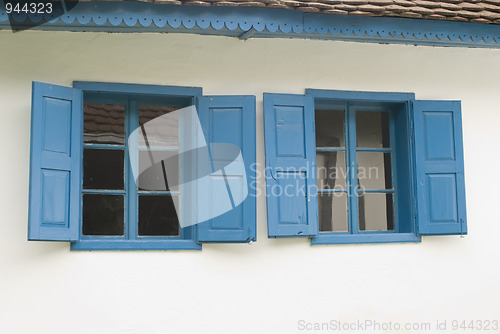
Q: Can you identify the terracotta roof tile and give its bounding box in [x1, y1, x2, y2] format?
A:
[88, 0, 500, 25]
[457, 9, 482, 18]
[460, 2, 484, 11]
[334, 4, 358, 11]
[479, 9, 500, 18]
[358, 4, 386, 12]
[414, 1, 441, 8]
[322, 8, 349, 14]
[471, 16, 494, 22]
[434, 7, 460, 15]
[350, 9, 375, 14]
[411, 6, 434, 15]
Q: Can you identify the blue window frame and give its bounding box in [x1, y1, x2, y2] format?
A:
[28, 81, 256, 250]
[264, 89, 467, 244]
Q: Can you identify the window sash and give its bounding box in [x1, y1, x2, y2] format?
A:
[316, 104, 399, 235]
[77, 95, 196, 244]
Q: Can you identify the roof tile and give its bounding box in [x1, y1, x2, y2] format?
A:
[471, 16, 494, 21]
[460, 2, 484, 11]
[414, 0, 442, 8]
[393, 0, 417, 7]
[316, 0, 343, 4]
[333, 4, 358, 10]
[434, 7, 460, 15]
[367, 0, 394, 5]
[96, 0, 500, 25]
[479, 9, 500, 18]
[341, 0, 369, 5]
[410, 6, 435, 14]
[350, 10, 375, 15]
[456, 9, 482, 18]
[358, 4, 386, 12]
[322, 8, 349, 14]
[399, 10, 423, 17]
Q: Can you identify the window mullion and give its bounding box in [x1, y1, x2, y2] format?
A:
[347, 105, 359, 235]
[127, 99, 139, 240]
[389, 111, 399, 233]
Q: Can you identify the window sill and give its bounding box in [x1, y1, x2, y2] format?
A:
[310, 233, 421, 245]
[70, 239, 202, 251]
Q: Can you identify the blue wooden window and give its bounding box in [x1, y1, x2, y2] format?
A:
[29, 82, 256, 250]
[72, 93, 200, 250]
[265, 89, 467, 244]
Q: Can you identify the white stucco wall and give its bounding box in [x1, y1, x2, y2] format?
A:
[0, 30, 499, 334]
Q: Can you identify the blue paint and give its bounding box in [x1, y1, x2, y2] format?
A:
[73, 81, 202, 97]
[306, 89, 422, 244]
[41, 170, 70, 226]
[413, 100, 467, 235]
[71, 239, 201, 251]
[306, 89, 415, 102]
[264, 93, 318, 238]
[70, 82, 203, 250]
[311, 232, 420, 245]
[197, 96, 257, 243]
[1, 2, 499, 48]
[28, 82, 82, 241]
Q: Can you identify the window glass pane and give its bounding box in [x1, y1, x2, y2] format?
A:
[358, 193, 394, 231]
[357, 152, 392, 190]
[84, 103, 125, 145]
[356, 111, 390, 148]
[316, 151, 347, 191]
[138, 195, 180, 236]
[82, 194, 124, 235]
[139, 106, 179, 147]
[137, 149, 180, 192]
[83, 149, 124, 190]
[318, 192, 348, 232]
[315, 110, 345, 147]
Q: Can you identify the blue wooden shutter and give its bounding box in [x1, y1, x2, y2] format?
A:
[28, 82, 82, 241]
[413, 100, 467, 235]
[197, 96, 256, 243]
[263, 93, 318, 237]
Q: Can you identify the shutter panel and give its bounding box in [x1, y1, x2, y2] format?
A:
[28, 82, 82, 241]
[196, 96, 256, 242]
[263, 93, 318, 237]
[413, 100, 467, 235]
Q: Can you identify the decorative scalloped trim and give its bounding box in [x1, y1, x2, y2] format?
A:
[0, 2, 499, 47]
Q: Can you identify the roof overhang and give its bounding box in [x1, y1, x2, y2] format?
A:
[1, 1, 500, 48]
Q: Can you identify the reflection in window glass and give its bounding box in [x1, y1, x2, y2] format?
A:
[138, 195, 180, 236]
[358, 193, 394, 231]
[139, 106, 179, 148]
[315, 110, 345, 147]
[138, 150, 180, 192]
[318, 192, 348, 233]
[356, 111, 390, 148]
[83, 149, 124, 190]
[316, 151, 347, 190]
[357, 152, 393, 190]
[84, 104, 125, 145]
[82, 194, 124, 235]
